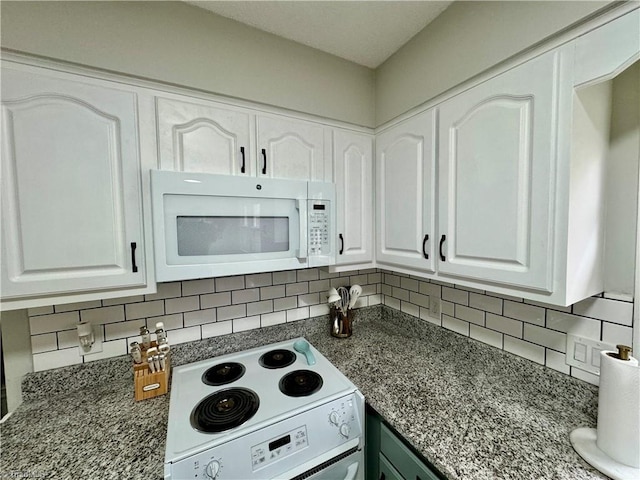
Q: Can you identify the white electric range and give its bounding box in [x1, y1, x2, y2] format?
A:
[164, 337, 365, 480]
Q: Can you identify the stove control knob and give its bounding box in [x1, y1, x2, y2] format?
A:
[339, 423, 350, 438]
[329, 411, 340, 425]
[205, 460, 221, 479]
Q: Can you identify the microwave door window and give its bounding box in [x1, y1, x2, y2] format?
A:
[176, 216, 290, 256]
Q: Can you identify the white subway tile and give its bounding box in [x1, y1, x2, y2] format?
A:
[273, 271, 297, 285]
[401, 301, 419, 318]
[523, 324, 566, 353]
[353, 297, 368, 308]
[216, 275, 245, 292]
[233, 316, 261, 332]
[391, 287, 409, 302]
[54, 300, 101, 313]
[441, 301, 455, 317]
[571, 368, 599, 386]
[298, 293, 320, 307]
[202, 321, 233, 338]
[455, 305, 485, 326]
[167, 326, 201, 345]
[362, 284, 377, 296]
[217, 305, 247, 322]
[245, 273, 273, 288]
[232, 288, 260, 304]
[57, 329, 79, 350]
[274, 297, 297, 312]
[442, 287, 469, 306]
[318, 270, 340, 280]
[28, 306, 54, 316]
[33, 348, 81, 372]
[503, 301, 545, 326]
[442, 315, 469, 336]
[308, 279, 331, 294]
[147, 313, 183, 331]
[102, 295, 145, 306]
[384, 296, 401, 310]
[455, 285, 485, 295]
[105, 319, 146, 341]
[384, 274, 401, 287]
[381, 284, 393, 296]
[309, 304, 330, 317]
[469, 293, 503, 315]
[31, 333, 57, 354]
[409, 292, 430, 309]
[546, 350, 571, 375]
[368, 273, 382, 284]
[419, 282, 441, 299]
[165, 296, 199, 314]
[573, 297, 633, 326]
[486, 313, 523, 338]
[246, 300, 274, 316]
[181, 279, 215, 296]
[82, 305, 126, 324]
[29, 311, 79, 335]
[125, 301, 164, 321]
[286, 282, 309, 296]
[184, 309, 217, 327]
[261, 311, 286, 327]
[286, 307, 309, 322]
[368, 294, 382, 306]
[84, 339, 127, 362]
[487, 292, 524, 302]
[470, 325, 503, 349]
[545, 310, 600, 338]
[144, 282, 181, 301]
[260, 285, 286, 300]
[504, 337, 545, 365]
[201, 292, 232, 309]
[525, 299, 571, 313]
[297, 268, 320, 282]
[602, 323, 633, 346]
[330, 277, 351, 289]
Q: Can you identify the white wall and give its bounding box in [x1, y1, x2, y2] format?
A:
[0, 1, 376, 127]
[375, 0, 610, 126]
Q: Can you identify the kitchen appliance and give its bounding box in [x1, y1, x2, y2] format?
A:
[151, 170, 335, 282]
[164, 338, 365, 480]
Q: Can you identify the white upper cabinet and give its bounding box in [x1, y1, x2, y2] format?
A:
[376, 109, 436, 272]
[256, 115, 329, 181]
[437, 49, 559, 292]
[333, 129, 373, 266]
[156, 96, 252, 175]
[1, 64, 148, 304]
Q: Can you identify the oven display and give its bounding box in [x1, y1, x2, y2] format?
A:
[269, 434, 291, 451]
[251, 426, 308, 471]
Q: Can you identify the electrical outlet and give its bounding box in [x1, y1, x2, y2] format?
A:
[565, 334, 615, 375]
[77, 323, 104, 356]
[429, 297, 441, 318]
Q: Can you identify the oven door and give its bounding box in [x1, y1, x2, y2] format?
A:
[285, 448, 364, 480]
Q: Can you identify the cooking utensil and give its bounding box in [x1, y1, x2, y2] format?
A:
[348, 284, 362, 309]
[337, 286, 350, 312]
[327, 287, 341, 305]
[293, 339, 316, 365]
[332, 315, 340, 335]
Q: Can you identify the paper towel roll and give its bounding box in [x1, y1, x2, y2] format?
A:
[596, 350, 640, 468]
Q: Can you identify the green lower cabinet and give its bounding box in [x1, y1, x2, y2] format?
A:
[366, 406, 443, 480]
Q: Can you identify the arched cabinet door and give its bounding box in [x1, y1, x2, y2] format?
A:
[156, 96, 252, 175]
[376, 109, 436, 272]
[1, 64, 146, 299]
[256, 115, 329, 181]
[333, 129, 373, 266]
[437, 49, 560, 292]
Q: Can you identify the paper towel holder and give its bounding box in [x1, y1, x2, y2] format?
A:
[606, 344, 632, 361]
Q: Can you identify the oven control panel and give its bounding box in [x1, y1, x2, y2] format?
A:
[251, 425, 308, 471]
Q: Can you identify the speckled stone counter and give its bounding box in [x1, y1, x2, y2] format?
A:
[1, 306, 605, 480]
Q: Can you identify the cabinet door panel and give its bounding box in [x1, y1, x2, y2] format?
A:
[157, 97, 251, 175]
[438, 51, 558, 291]
[1, 66, 145, 298]
[376, 110, 435, 272]
[334, 130, 373, 265]
[257, 116, 327, 181]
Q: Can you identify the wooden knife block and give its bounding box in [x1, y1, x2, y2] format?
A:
[134, 344, 170, 401]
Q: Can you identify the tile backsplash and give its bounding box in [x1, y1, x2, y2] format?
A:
[28, 267, 634, 387]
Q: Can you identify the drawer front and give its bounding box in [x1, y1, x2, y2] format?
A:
[380, 424, 439, 480]
[379, 453, 404, 480]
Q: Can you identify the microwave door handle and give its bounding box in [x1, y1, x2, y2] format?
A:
[296, 199, 308, 260]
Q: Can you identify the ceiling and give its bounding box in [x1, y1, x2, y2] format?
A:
[185, 1, 453, 68]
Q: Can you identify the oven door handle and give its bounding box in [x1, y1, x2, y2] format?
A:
[297, 199, 308, 260]
[344, 462, 359, 480]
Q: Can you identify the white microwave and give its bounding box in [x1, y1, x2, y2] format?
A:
[150, 170, 335, 282]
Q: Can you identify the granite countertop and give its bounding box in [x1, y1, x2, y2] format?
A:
[0, 306, 605, 480]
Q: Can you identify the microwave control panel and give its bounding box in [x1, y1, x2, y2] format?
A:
[309, 201, 330, 256]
